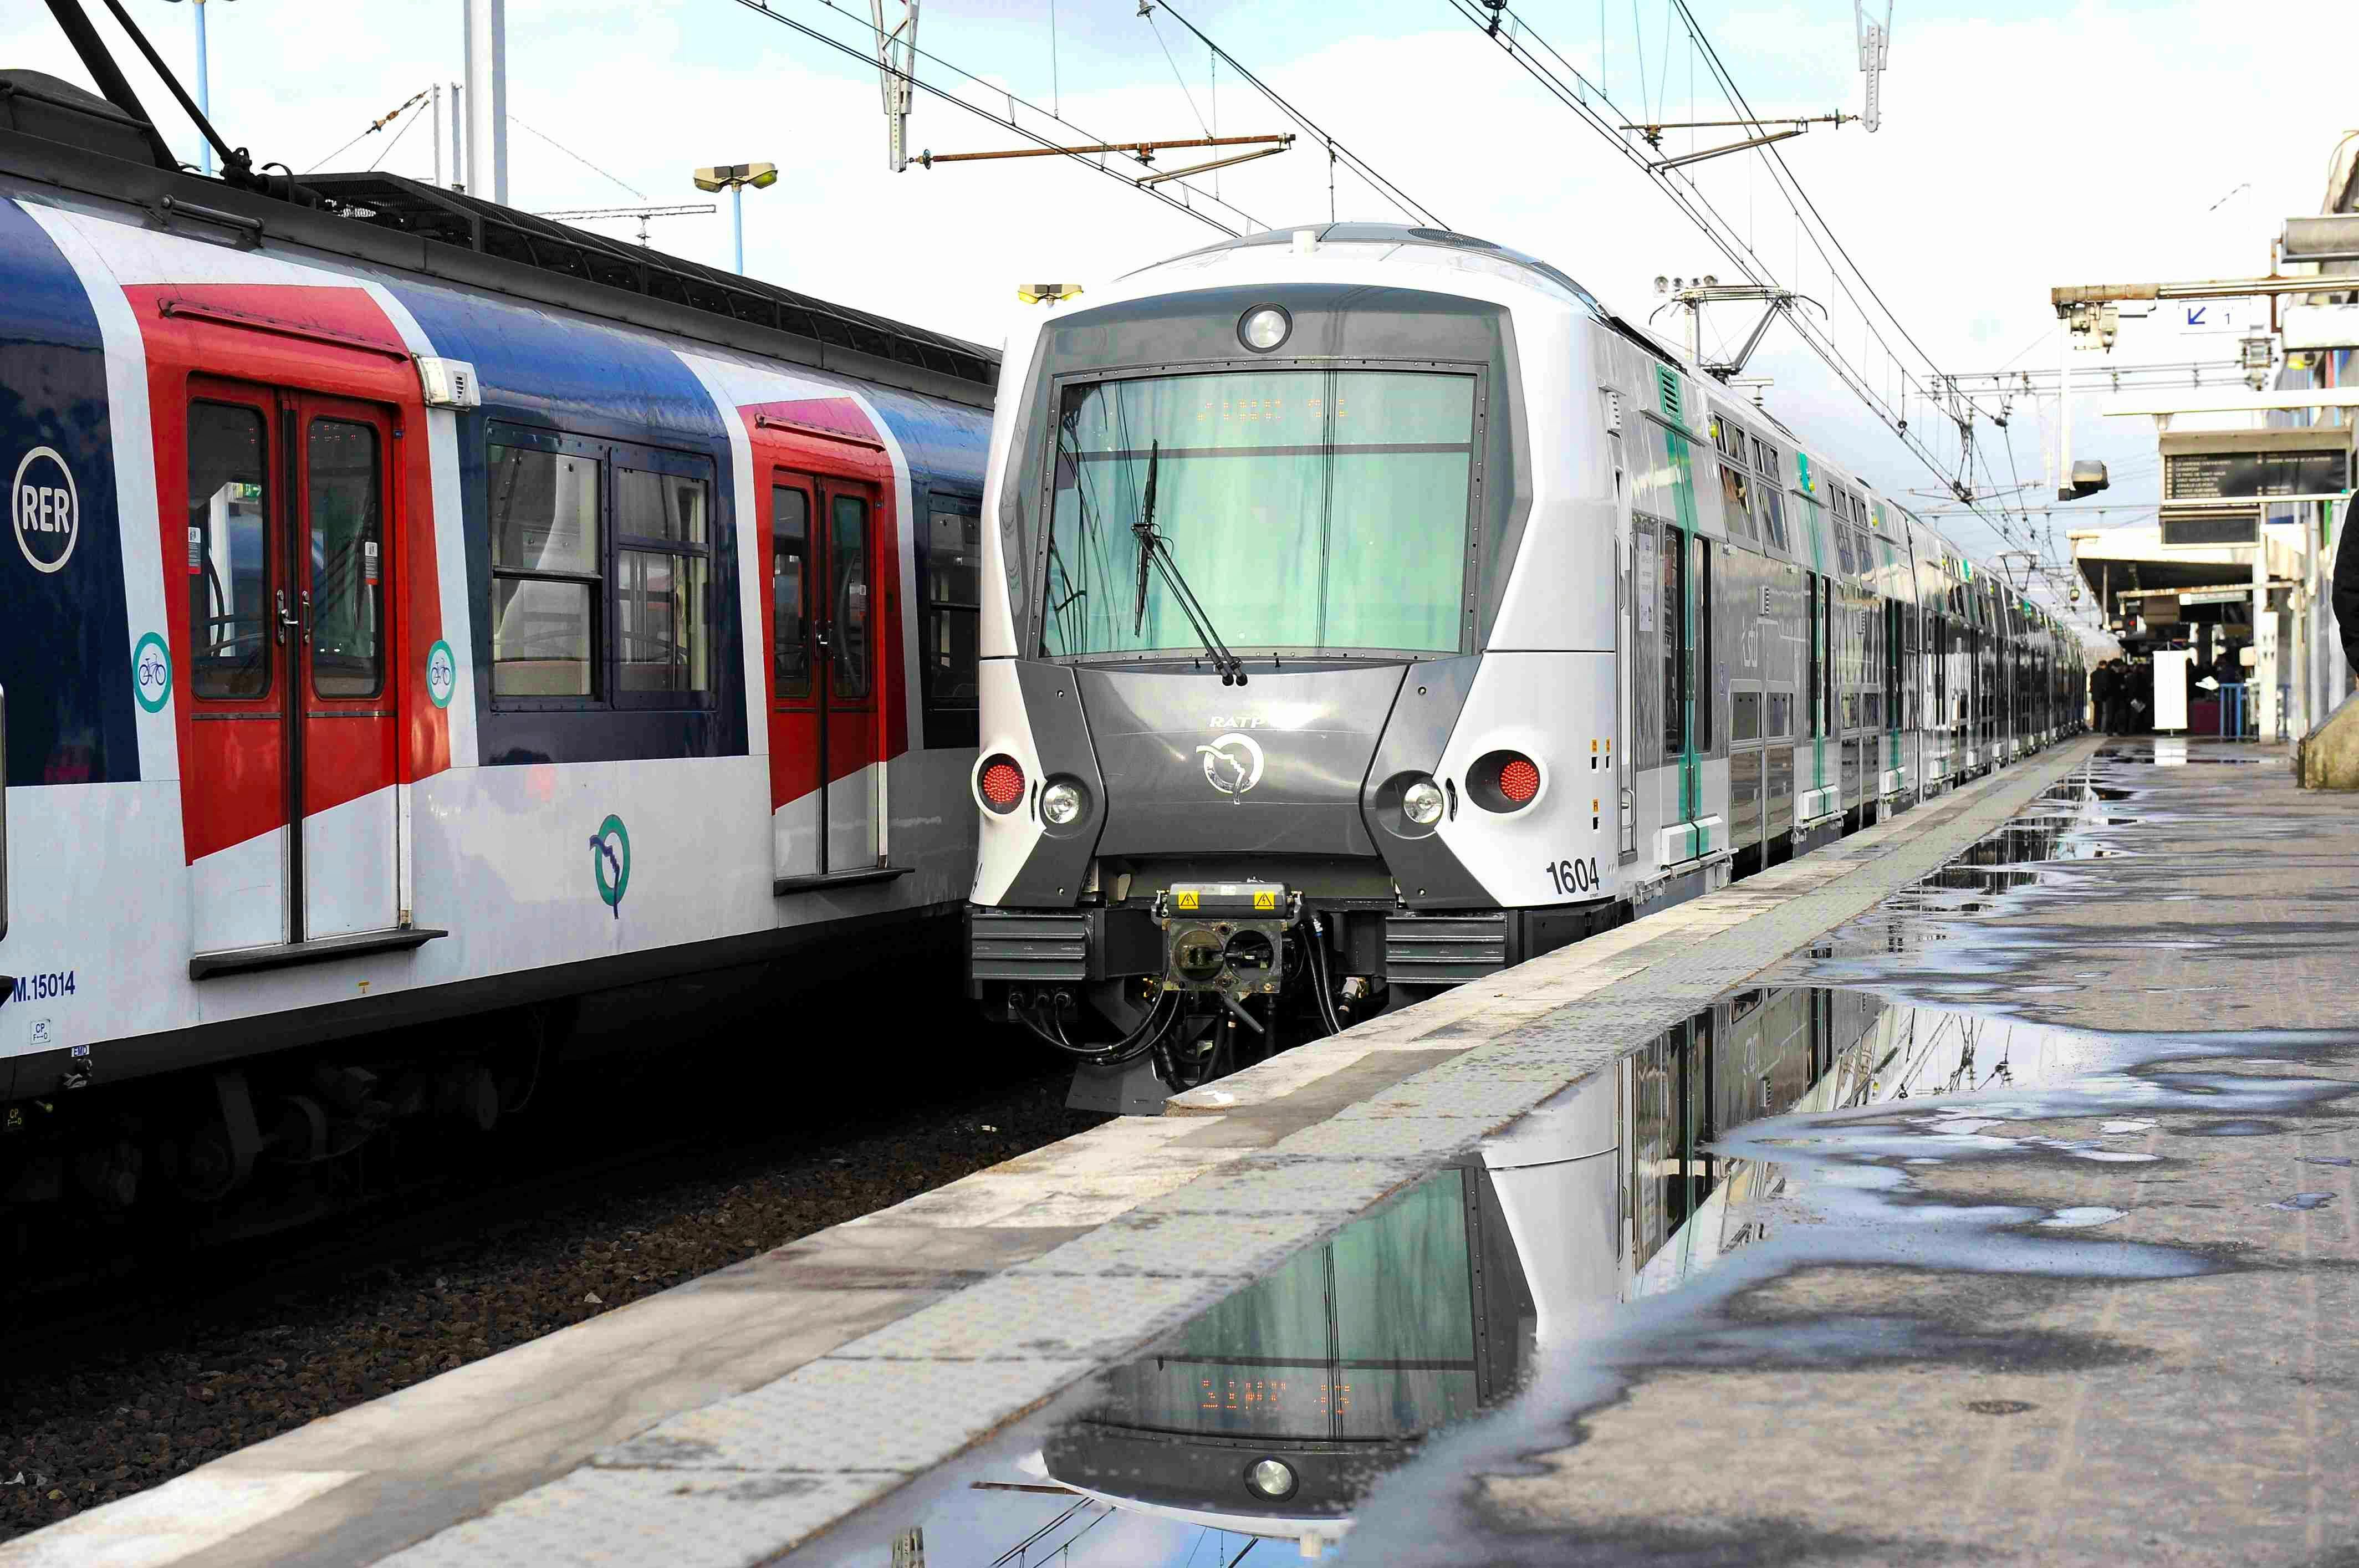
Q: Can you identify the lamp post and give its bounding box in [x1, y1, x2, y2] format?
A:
[161, 0, 229, 176]
[692, 163, 777, 274]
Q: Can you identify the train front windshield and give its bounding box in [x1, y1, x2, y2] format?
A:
[1043, 368, 1475, 658]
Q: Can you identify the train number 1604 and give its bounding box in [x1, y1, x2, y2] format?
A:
[1543, 857, 1601, 896]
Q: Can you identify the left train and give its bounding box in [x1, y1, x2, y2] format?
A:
[0, 68, 991, 1224]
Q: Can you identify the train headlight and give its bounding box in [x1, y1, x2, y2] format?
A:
[1244, 1457, 1297, 1500]
[1238, 305, 1291, 353]
[1402, 778, 1446, 826]
[1040, 780, 1084, 825]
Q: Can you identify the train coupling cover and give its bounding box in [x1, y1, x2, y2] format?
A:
[1153, 882, 1296, 997]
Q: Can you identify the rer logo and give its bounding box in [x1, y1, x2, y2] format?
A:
[13, 447, 78, 575]
[589, 814, 631, 918]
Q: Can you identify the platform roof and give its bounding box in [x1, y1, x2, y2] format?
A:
[2069, 523, 2305, 599]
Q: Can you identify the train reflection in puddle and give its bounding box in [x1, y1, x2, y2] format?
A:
[1042, 992, 2072, 1555]
[804, 991, 2079, 1565]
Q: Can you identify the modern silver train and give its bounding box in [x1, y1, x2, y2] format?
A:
[964, 223, 2086, 1097]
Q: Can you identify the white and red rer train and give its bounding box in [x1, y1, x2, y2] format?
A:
[0, 101, 989, 1210]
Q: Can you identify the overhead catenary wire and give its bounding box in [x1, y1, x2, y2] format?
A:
[364, 99, 426, 173]
[508, 113, 650, 201]
[1145, 8, 1215, 139]
[1661, 0, 2084, 599]
[1145, 0, 1444, 231]
[736, 0, 1262, 234]
[1454, 1, 2088, 623]
[303, 86, 431, 174]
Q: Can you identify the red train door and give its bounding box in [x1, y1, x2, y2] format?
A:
[183, 379, 400, 953]
[767, 466, 886, 889]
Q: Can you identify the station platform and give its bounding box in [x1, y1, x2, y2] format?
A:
[17, 733, 2356, 1567]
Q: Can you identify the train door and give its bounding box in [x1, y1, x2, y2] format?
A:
[1660, 524, 1710, 856]
[1728, 550, 1763, 857]
[767, 467, 887, 889]
[1617, 525, 1638, 863]
[1882, 599, 1904, 800]
[184, 381, 400, 953]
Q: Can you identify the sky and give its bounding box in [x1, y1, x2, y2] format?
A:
[8, 0, 2355, 637]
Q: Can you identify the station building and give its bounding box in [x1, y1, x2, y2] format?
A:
[2070, 136, 2357, 740]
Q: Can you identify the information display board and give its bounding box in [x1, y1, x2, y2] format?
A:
[2164, 447, 2350, 502]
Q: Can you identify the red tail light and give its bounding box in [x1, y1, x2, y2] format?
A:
[1497, 755, 1540, 805]
[979, 755, 1026, 813]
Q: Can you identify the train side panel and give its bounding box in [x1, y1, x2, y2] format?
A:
[0, 185, 989, 1095]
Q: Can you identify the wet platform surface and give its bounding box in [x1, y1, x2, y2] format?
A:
[785, 739, 2359, 1567]
[24, 735, 2359, 1567]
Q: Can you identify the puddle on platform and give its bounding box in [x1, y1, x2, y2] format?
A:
[788, 983, 2359, 1566]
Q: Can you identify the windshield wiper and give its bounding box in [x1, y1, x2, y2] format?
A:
[1130, 440, 1247, 686]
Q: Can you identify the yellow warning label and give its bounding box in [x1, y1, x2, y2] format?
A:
[1253, 890, 1277, 910]
[1176, 891, 1199, 910]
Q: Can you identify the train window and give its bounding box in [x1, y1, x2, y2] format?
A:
[772, 486, 811, 699]
[488, 441, 599, 698]
[616, 468, 712, 696]
[616, 466, 706, 546]
[615, 550, 708, 694]
[1833, 523, 1856, 576]
[1765, 692, 1793, 738]
[1047, 369, 1477, 656]
[1731, 691, 1761, 742]
[829, 494, 871, 700]
[923, 507, 981, 747]
[306, 418, 385, 699]
[1718, 463, 1756, 540]
[188, 401, 272, 701]
[1758, 487, 1789, 551]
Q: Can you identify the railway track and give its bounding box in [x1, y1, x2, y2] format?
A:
[0, 1020, 1102, 1540]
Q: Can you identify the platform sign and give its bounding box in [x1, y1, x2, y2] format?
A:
[2173, 301, 2253, 336]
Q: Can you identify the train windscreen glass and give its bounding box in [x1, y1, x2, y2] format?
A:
[1043, 369, 1474, 657]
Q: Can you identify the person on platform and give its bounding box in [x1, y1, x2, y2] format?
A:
[2337, 513, 2359, 675]
[2090, 660, 2119, 733]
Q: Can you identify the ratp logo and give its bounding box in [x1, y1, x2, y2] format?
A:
[589, 814, 631, 918]
[13, 447, 78, 575]
[1194, 732, 1265, 796]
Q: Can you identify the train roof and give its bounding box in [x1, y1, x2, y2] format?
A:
[1141, 221, 1612, 316]
[0, 70, 997, 408]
